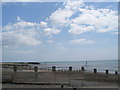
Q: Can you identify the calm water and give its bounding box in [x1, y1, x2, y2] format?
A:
[37, 60, 118, 73]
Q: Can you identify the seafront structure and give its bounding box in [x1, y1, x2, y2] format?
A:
[2, 62, 119, 89]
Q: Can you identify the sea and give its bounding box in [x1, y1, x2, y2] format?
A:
[34, 60, 118, 74]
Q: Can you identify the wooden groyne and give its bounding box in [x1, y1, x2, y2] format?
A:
[2, 65, 119, 84]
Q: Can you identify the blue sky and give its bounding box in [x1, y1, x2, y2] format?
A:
[2, 1, 118, 62]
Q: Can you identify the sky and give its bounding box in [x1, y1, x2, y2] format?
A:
[1, 0, 118, 62]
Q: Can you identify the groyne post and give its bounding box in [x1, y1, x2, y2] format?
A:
[52, 66, 56, 72]
[69, 66, 72, 71]
[13, 65, 17, 83]
[34, 66, 38, 72]
[115, 71, 118, 75]
[94, 69, 97, 74]
[34, 66, 38, 83]
[61, 84, 64, 88]
[81, 67, 84, 71]
[106, 70, 109, 74]
[13, 65, 17, 72]
[73, 88, 77, 90]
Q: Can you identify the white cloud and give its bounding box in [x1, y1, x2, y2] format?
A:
[49, 0, 84, 27]
[64, 0, 84, 10]
[47, 40, 54, 43]
[44, 28, 60, 36]
[40, 21, 47, 27]
[2, 20, 42, 47]
[70, 38, 95, 44]
[49, 8, 73, 26]
[69, 24, 95, 35]
[71, 6, 118, 34]
[2, 0, 118, 48]
[2, 16, 61, 47]
[48, 0, 118, 35]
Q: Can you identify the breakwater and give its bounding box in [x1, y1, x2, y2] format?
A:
[2, 65, 119, 87]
